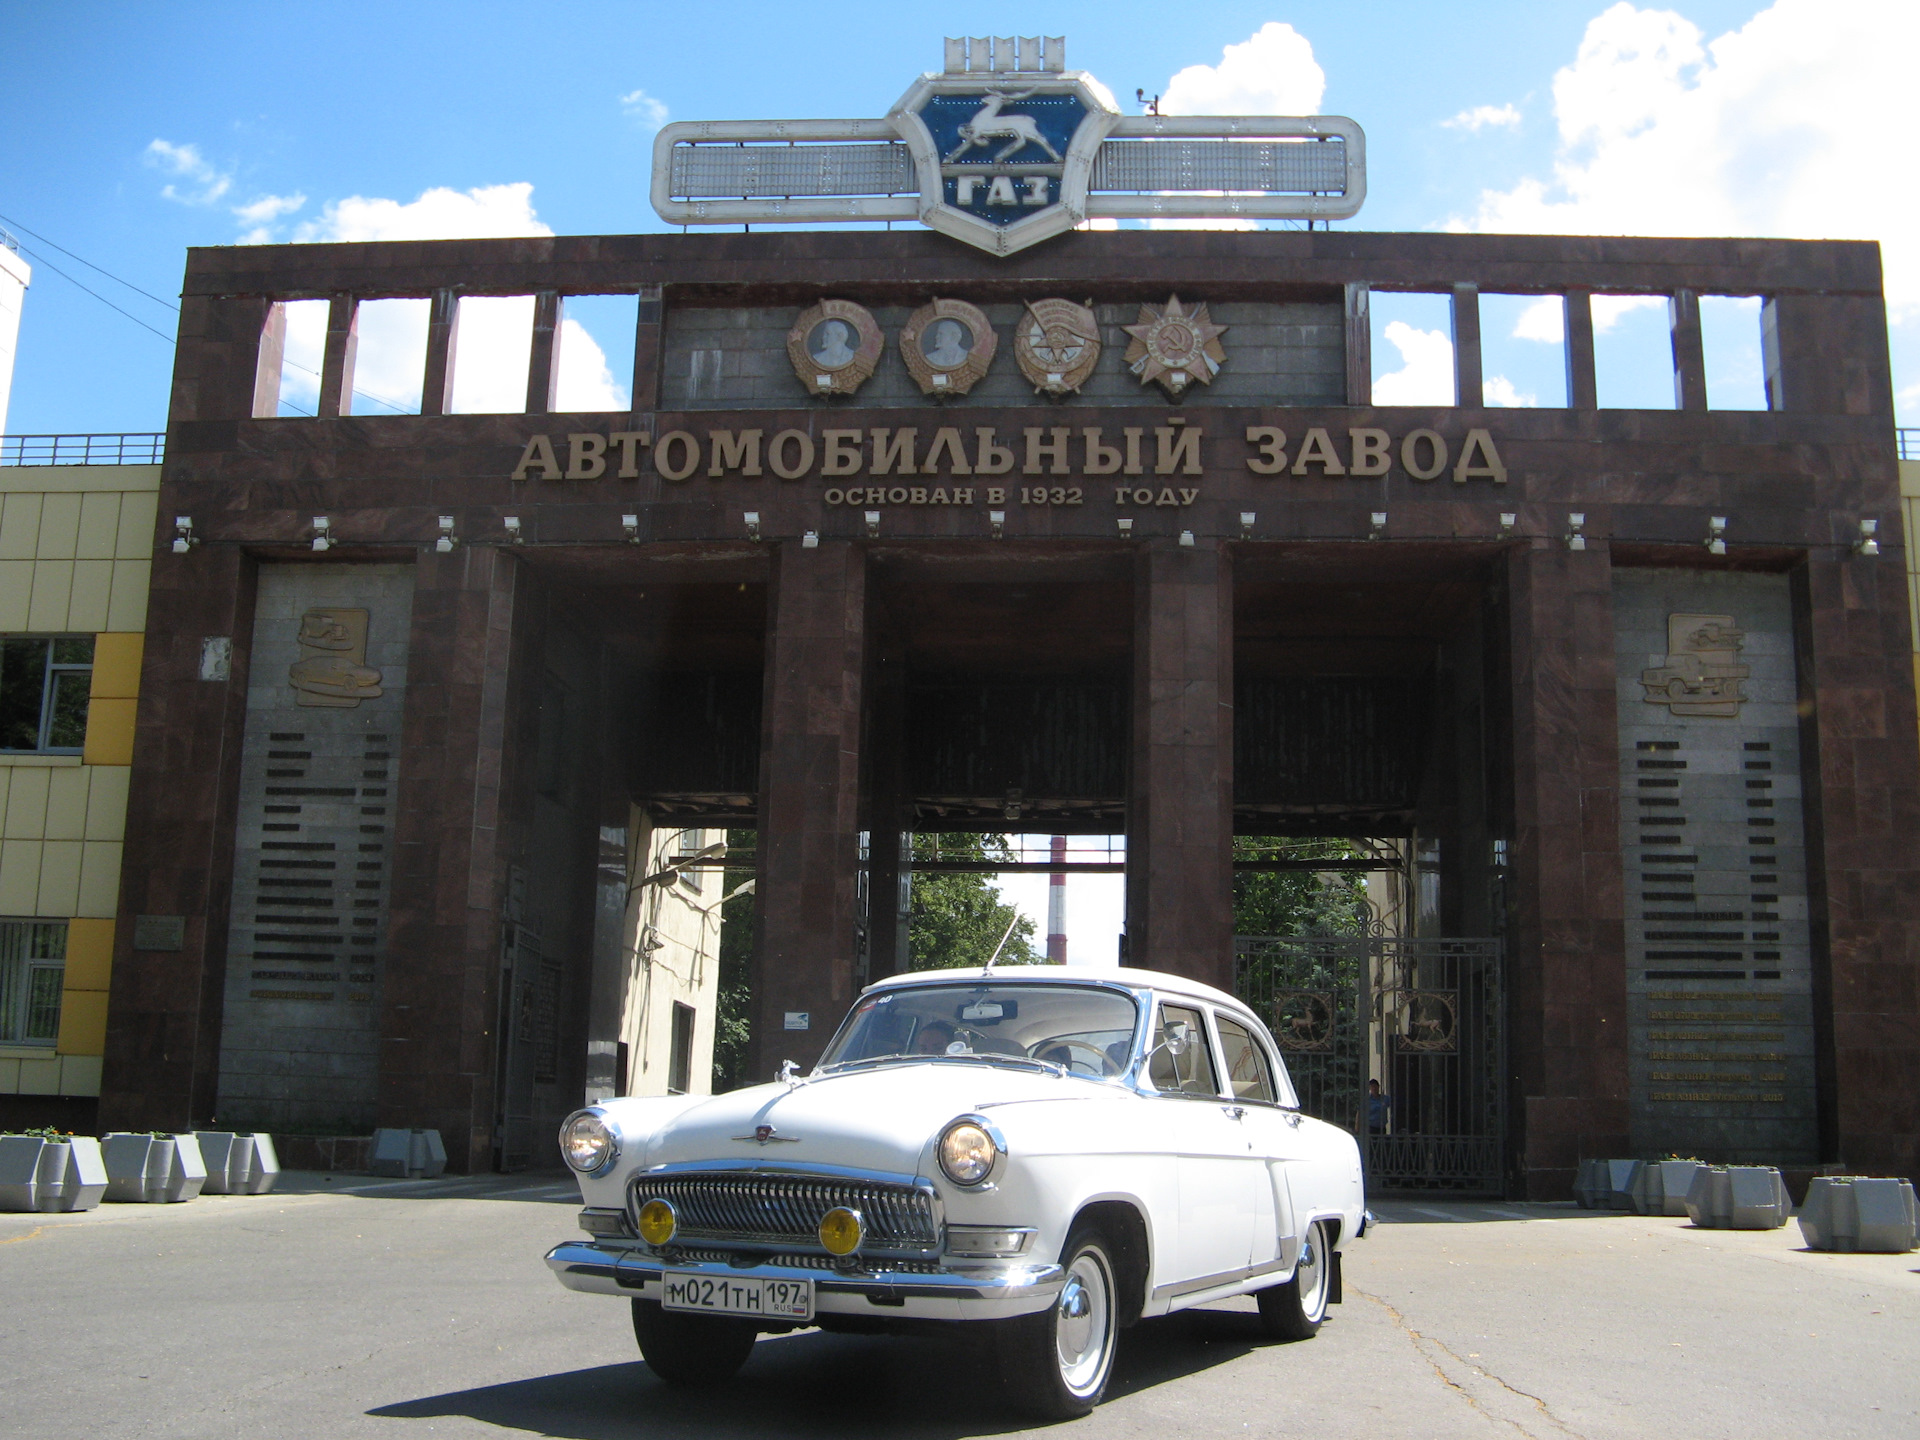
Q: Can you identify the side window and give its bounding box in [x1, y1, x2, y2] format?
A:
[0, 637, 93, 753]
[1215, 1014, 1277, 1104]
[1147, 1003, 1221, 1096]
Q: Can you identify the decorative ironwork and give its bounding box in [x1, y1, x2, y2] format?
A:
[1236, 934, 1505, 1196]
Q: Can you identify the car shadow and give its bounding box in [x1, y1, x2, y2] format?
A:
[368, 1311, 1258, 1437]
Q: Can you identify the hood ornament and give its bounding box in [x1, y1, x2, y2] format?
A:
[734, 1124, 801, 1145]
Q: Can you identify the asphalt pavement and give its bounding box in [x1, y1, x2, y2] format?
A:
[3, 1172, 1915, 1438]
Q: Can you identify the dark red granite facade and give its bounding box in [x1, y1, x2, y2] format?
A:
[96, 230, 1917, 1187]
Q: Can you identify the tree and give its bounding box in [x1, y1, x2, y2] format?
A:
[711, 827, 756, 1091]
[908, 833, 1041, 970]
[1232, 836, 1371, 937]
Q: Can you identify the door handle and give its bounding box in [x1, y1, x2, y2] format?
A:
[1282, 1112, 1303, 1128]
[1224, 1105, 1247, 1120]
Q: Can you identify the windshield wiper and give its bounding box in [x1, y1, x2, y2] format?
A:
[820, 1051, 1069, 1077]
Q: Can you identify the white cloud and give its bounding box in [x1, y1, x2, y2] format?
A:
[1454, 1, 1920, 316]
[1514, 295, 1565, 343]
[234, 193, 307, 226]
[1144, 25, 1326, 231]
[620, 88, 670, 128]
[1443, 103, 1522, 132]
[1160, 22, 1326, 116]
[1593, 293, 1665, 332]
[1372, 321, 1455, 406]
[274, 184, 625, 415]
[145, 139, 232, 206]
[1484, 374, 1538, 407]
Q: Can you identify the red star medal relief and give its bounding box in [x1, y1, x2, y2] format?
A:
[1122, 296, 1228, 397]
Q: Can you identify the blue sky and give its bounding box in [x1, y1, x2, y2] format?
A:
[4, 0, 1913, 439]
[2, 0, 1910, 960]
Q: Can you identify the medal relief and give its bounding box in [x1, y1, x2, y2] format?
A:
[290, 608, 383, 708]
[901, 298, 997, 397]
[786, 300, 884, 397]
[1123, 295, 1228, 397]
[1014, 298, 1101, 395]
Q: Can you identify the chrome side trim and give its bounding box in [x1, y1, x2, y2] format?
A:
[1151, 1255, 1293, 1303]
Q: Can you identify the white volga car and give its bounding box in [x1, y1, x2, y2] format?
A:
[546, 966, 1367, 1418]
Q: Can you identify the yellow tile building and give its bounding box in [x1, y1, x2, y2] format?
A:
[0, 458, 155, 1115]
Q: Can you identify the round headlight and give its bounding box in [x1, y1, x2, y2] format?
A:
[637, 1198, 677, 1246]
[818, 1206, 863, 1256]
[560, 1112, 617, 1173]
[938, 1119, 998, 1186]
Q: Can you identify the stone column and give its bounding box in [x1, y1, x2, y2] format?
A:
[380, 547, 519, 1172]
[1505, 542, 1629, 1199]
[100, 545, 258, 1132]
[750, 540, 866, 1076]
[1126, 538, 1234, 990]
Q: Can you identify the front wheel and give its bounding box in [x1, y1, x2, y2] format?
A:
[1256, 1218, 1334, 1341]
[630, 1299, 758, 1386]
[996, 1225, 1120, 1419]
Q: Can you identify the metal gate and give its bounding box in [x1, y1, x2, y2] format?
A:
[1235, 935, 1506, 1195]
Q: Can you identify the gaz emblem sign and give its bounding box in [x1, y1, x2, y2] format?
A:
[888, 44, 1118, 255]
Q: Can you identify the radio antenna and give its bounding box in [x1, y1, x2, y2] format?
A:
[982, 913, 1021, 974]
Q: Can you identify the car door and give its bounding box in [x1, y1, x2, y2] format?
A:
[1213, 1009, 1305, 1278]
[1146, 1000, 1260, 1290]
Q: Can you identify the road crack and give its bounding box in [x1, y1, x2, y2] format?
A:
[1353, 1284, 1588, 1440]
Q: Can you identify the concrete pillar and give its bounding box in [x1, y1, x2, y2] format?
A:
[1505, 542, 1629, 1199]
[100, 544, 258, 1132]
[1126, 538, 1233, 990]
[751, 540, 866, 1076]
[380, 548, 519, 1172]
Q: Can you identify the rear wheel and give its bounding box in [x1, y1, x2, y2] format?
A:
[996, 1224, 1120, 1419]
[630, 1299, 759, 1386]
[1256, 1219, 1334, 1341]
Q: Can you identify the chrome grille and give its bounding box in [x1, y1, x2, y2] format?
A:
[631, 1171, 939, 1253]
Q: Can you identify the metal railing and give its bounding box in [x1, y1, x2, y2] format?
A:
[0, 433, 166, 466]
[1900, 428, 1919, 462]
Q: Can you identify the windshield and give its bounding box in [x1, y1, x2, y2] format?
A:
[821, 983, 1141, 1078]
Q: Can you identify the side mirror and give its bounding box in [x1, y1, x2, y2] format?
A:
[1164, 1020, 1193, 1057]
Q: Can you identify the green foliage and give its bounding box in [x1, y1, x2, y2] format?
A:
[2, 1127, 74, 1140]
[908, 834, 1041, 970]
[711, 827, 756, 1092]
[1232, 837, 1371, 937]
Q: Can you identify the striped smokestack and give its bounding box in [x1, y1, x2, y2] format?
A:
[1046, 834, 1067, 963]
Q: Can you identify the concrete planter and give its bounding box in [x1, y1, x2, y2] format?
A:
[56, 1137, 107, 1212]
[369, 1129, 447, 1179]
[1629, 1160, 1705, 1217]
[195, 1132, 278, 1194]
[102, 1133, 209, 1204]
[0, 1135, 48, 1211]
[1797, 1177, 1918, 1253]
[1684, 1165, 1792, 1230]
[1573, 1159, 1637, 1210]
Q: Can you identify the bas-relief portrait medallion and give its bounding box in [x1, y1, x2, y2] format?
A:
[1641, 614, 1750, 717]
[1013, 297, 1101, 395]
[786, 299, 884, 397]
[901, 298, 997, 397]
[289, 607, 384, 708]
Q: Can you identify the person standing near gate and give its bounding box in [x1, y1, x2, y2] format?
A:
[1366, 1078, 1390, 1135]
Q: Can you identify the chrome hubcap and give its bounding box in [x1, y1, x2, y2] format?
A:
[1054, 1250, 1113, 1396]
[1297, 1223, 1329, 1320]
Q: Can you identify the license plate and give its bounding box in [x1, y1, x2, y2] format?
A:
[661, 1270, 814, 1321]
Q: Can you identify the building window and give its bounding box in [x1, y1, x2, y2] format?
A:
[667, 1001, 695, 1095]
[673, 829, 706, 893]
[0, 920, 67, 1046]
[0, 637, 93, 753]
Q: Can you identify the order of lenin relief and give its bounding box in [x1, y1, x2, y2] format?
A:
[289, 607, 384, 707]
[1640, 613, 1749, 717]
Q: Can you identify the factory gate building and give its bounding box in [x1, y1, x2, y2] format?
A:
[95, 226, 1920, 1197]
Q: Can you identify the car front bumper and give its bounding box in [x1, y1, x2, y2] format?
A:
[545, 1240, 1066, 1322]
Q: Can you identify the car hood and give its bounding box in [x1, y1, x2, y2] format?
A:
[641, 1062, 1100, 1176]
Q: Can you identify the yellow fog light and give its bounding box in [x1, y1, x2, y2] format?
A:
[637, 1199, 677, 1246]
[818, 1206, 864, 1256]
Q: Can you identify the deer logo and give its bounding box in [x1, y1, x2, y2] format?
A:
[944, 89, 1064, 164]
